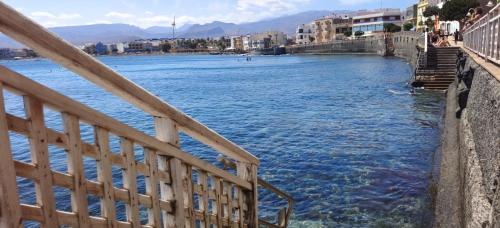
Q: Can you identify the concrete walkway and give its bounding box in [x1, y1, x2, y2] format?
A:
[451, 40, 500, 82]
[434, 81, 463, 227]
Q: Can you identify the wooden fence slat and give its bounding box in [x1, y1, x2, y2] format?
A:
[237, 187, 245, 227]
[24, 96, 59, 227]
[0, 67, 253, 190]
[0, 2, 259, 165]
[236, 163, 250, 227]
[225, 182, 233, 226]
[250, 164, 259, 228]
[169, 158, 185, 228]
[213, 177, 223, 228]
[62, 113, 89, 227]
[120, 138, 140, 227]
[94, 127, 117, 227]
[0, 83, 22, 227]
[145, 148, 161, 227]
[184, 165, 195, 228]
[198, 171, 209, 228]
[154, 117, 179, 228]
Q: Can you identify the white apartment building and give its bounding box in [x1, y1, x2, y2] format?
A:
[353, 8, 403, 35]
[296, 23, 316, 45]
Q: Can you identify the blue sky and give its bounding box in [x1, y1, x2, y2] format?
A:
[3, 0, 417, 28]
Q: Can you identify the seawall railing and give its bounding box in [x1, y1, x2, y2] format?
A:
[463, 4, 500, 65]
[0, 2, 292, 228]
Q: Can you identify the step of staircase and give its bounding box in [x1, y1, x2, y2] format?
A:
[413, 47, 460, 90]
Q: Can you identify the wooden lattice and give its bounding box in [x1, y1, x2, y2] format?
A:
[0, 66, 255, 227]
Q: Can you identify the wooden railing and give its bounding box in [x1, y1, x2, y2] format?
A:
[463, 4, 500, 65]
[0, 2, 292, 227]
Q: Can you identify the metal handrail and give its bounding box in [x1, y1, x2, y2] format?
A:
[463, 4, 500, 65]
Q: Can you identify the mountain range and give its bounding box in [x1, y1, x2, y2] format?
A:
[0, 10, 347, 48]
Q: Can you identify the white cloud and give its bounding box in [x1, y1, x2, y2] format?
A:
[59, 13, 82, 20]
[105, 11, 135, 19]
[31, 11, 57, 18]
[237, 0, 309, 13]
[29, 11, 82, 27]
[339, 0, 374, 6]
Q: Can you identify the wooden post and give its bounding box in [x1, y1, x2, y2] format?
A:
[145, 148, 162, 227]
[0, 83, 22, 228]
[120, 138, 141, 227]
[24, 96, 59, 227]
[198, 171, 209, 228]
[213, 176, 223, 228]
[249, 164, 259, 228]
[62, 113, 89, 227]
[94, 127, 117, 227]
[154, 117, 184, 228]
[236, 162, 248, 227]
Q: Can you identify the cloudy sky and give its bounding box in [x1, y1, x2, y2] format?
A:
[3, 0, 416, 28]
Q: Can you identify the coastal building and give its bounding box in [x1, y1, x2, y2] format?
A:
[0, 48, 12, 59]
[436, 0, 460, 35]
[95, 42, 107, 55]
[352, 8, 403, 35]
[314, 14, 352, 43]
[296, 22, 316, 44]
[108, 43, 125, 54]
[249, 31, 287, 50]
[416, 0, 440, 31]
[115, 42, 125, 54]
[242, 35, 251, 51]
[405, 4, 418, 27]
[83, 43, 96, 55]
[128, 41, 153, 53]
[229, 36, 244, 50]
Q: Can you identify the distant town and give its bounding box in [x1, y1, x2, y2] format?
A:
[0, 1, 455, 59]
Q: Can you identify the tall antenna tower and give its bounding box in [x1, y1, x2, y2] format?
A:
[172, 16, 176, 40]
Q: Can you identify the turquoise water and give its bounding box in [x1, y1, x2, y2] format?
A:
[2, 54, 444, 227]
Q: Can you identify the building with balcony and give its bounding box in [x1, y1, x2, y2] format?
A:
[229, 36, 244, 50]
[314, 14, 352, 43]
[248, 31, 287, 50]
[352, 8, 403, 35]
[405, 4, 418, 27]
[296, 22, 316, 45]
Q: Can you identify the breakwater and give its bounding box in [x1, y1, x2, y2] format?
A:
[286, 36, 386, 55]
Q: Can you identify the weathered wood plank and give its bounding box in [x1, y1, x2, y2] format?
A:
[0, 68, 253, 190]
[213, 176, 223, 228]
[184, 165, 195, 228]
[0, 83, 22, 228]
[198, 171, 209, 228]
[0, 1, 259, 165]
[154, 117, 178, 228]
[169, 158, 185, 228]
[236, 162, 250, 227]
[145, 148, 161, 227]
[225, 182, 234, 226]
[120, 138, 141, 227]
[94, 127, 117, 227]
[62, 113, 89, 227]
[24, 96, 59, 227]
[249, 164, 259, 228]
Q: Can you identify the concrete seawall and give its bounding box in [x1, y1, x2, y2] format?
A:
[392, 32, 500, 227]
[286, 37, 386, 55]
[435, 56, 500, 227]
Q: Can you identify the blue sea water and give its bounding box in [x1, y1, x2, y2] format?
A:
[1, 54, 444, 227]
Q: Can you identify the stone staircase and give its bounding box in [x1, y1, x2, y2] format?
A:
[413, 46, 460, 90]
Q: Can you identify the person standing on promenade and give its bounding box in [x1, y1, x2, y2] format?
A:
[454, 29, 459, 45]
